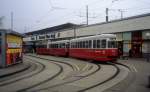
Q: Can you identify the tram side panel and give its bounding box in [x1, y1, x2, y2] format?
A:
[69, 48, 94, 60]
[6, 34, 23, 65]
[47, 42, 69, 57]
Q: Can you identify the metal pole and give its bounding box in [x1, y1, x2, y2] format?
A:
[74, 26, 76, 38]
[118, 9, 123, 19]
[121, 11, 123, 19]
[11, 12, 13, 30]
[106, 8, 109, 22]
[86, 5, 88, 26]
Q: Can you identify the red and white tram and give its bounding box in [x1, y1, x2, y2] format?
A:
[36, 34, 118, 62]
[47, 40, 69, 56]
[69, 34, 118, 62]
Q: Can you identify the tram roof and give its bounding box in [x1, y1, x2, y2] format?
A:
[48, 40, 69, 44]
[70, 34, 116, 42]
[25, 23, 79, 35]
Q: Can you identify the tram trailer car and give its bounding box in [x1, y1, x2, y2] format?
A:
[69, 34, 118, 62]
[37, 40, 69, 56]
[37, 34, 118, 62]
[46, 40, 69, 56]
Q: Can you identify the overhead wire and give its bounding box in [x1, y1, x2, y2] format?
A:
[28, 0, 150, 31]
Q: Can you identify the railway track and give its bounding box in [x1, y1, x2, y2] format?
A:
[0, 54, 131, 92]
[25, 55, 101, 92]
[0, 60, 45, 86]
[25, 54, 130, 92]
[0, 56, 63, 92]
[77, 62, 120, 92]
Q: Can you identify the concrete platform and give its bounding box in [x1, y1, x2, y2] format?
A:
[105, 58, 150, 92]
[0, 62, 30, 78]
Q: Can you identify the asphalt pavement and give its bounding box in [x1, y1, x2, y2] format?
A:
[0, 62, 30, 78]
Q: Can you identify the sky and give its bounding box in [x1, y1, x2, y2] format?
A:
[0, 0, 150, 33]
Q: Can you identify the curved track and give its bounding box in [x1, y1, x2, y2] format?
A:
[0, 60, 45, 86]
[22, 55, 101, 92]
[0, 54, 130, 92]
[0, 56, 63, 92]
[25, 54, 129, 92]
[78, 62, 120, 92]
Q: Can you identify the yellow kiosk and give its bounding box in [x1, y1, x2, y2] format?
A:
[0, 29, 23, 68]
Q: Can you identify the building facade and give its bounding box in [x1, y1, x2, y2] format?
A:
[23, 13, 150, 57]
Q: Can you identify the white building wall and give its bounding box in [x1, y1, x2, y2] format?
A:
[24, 14, 150, 41]
[23, 37, 32, 41]
[56, 29, 74, 38]
[75, 15, 150, 37]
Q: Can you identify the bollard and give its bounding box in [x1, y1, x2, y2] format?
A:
[148, 76, 150, 88]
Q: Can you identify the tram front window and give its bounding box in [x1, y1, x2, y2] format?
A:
[108, 41, 117, 48]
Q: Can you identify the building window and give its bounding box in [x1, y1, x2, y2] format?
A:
[57, 33, 60, 37]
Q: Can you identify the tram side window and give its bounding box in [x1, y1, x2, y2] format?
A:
[52, 44, 54, 48]
[82, 41, 84, 48]
[63, 43, 66, 48]
[71, 43, 72, 48]
[53, 44, 55, 48]
[59, 43, 62, 48]
[72, 42, 74, 48]
[75, 42, 77, 48]
[89, 40, 92, 48]
[71, 42, 73, 48]
[48, 44, 51, 48]
[108, 41, 116, 48]
[79, 41, 82, 48]
[54, 44, 56, 48]
[83, 41, 86, 48]
[77, 42, 79, 48]
[59, 43, 61, 48]
[93, 40, 96, 48]
[101, 39, 106, 48]
[49, 44, 53, 48]
[85, 41, 89, 48]
[55, 44, 57, 48]
[73, 42, 75, 48]
[78, 42, 80, 48]
[57, 44, 59, 48]
[97, 40, 101, 48]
